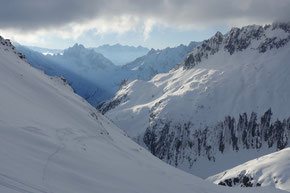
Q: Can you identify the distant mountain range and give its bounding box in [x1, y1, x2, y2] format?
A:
[92, 44, 149, 65]
[27, 45, 63, 55]
[27, 43, 149, 66]
[16, 41, 199, 106]
[118, 41, 199, 80]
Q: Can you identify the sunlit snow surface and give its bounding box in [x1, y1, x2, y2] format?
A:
[1, 37, 286, 193]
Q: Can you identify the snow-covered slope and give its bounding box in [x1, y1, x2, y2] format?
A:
[99, 22, 290, 178]
[2, 35, 284, 193]
[207, 148, 290, 192]
[93, 44, 149, 66]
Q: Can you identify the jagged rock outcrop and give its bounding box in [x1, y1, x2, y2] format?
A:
[98, 93, 128, 115]
[207, 148, 290, 192]
[183, 22, 290, 69]
[184, 32, 223, 69]
[0, 36, 26, 60]
[217, 174, 260, 187]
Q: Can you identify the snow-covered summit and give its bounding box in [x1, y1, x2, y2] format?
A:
[65, 43, 86, 53]
[60, 43, 116, 69]
[100, 22, 290, 178]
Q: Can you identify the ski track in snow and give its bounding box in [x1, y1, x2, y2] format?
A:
[0, 173, 48, 193]
[42, 142, 65, 193]
[42, 128, 77, 193]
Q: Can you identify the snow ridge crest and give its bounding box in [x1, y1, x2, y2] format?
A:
[0, 36, 26, 60]
[183, 22, 290, 69]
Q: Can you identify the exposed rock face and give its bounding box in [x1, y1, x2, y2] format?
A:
[207, 148, 290, 191]
[143, 109, 290, 169]
[183, 22, 290, 69]
[98, 93, 128, 115]
[217, 174, 260, 187]
[184, 32, 223, 69]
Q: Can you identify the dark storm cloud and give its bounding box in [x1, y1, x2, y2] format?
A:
[0, 0, 289, 31]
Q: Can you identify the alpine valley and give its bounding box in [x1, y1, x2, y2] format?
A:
[16, 42, 199, 106]
[2, 20, 290, 193]
[99, 21, 290, 184]
[2, 0, 290, 192]
[2, 34, 285, 193]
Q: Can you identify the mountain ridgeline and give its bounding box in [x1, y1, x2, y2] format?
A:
[183, 22, 290, 69]
[93, 44, 149, 66]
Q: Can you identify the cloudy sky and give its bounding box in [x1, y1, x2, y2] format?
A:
[0, 0, 289, 49]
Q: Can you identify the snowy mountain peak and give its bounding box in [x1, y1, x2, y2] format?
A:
[214, 31, 223, 38]
[184, 22, 290, 69]
[71, 43, 85, 50]
[61, 43, 115, 69]
[148, 48, 157, 54]
[64, 43, 93, 56]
